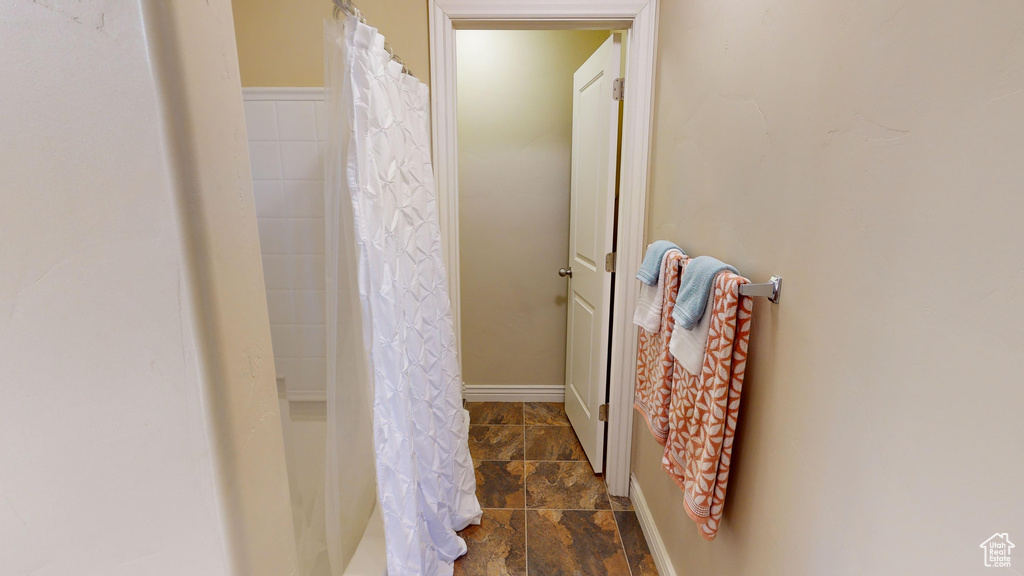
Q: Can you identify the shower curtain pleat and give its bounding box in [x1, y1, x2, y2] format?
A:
[323, 17, 482, 576]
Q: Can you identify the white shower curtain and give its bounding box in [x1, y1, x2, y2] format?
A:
[323, 17, 482, 576]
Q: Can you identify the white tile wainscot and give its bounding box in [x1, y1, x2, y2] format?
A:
[243, 87, 327, 399]
[244, 87, 332, 576]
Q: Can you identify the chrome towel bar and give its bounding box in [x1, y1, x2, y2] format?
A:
[738, 275, 783, 304]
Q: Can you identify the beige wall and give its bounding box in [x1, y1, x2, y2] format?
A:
[233, 0, 429, 87]
[633, 1, 1024, 574]
[457, 30, 610, 387]
[0, 1, 296, 574]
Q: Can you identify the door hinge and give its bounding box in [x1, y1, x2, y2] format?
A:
[599, 404, 609, 422]
[612, 77, 625, 101]
[605, 252, 616, 273]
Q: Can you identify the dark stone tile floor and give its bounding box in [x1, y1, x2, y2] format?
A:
[456, 402, 658, 576]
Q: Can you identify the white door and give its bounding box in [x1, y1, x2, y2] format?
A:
[563, 34, 622, 473]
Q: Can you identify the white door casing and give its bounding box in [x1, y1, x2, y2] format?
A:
[429, 0, 660, 497]
[563, 34, 622, 473]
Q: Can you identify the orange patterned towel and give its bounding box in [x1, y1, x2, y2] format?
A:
[662, 271, 753, 541]
[633, 251, 688, 445]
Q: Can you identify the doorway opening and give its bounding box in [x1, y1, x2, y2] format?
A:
[434, 3, 660, 572]
[456, 29, 623, 476]
[430, 0, 659, 499]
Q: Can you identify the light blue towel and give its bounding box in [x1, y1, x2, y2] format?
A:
[672, 256, 738, 330]
[636, 241, 683, 286]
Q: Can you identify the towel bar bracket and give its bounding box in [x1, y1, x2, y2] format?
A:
[739, 275, 782, 304]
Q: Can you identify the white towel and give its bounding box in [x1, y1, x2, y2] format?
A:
[632, 249, 682, 332]
[669, 284, 716, 376]
[633, 282, 660, 331]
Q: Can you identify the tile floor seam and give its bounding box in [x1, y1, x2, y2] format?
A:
[608, 493, 635, 576]
[522, 403, 528, 575]
[522, 508, 618, 511]
[606, 508, 630, 576]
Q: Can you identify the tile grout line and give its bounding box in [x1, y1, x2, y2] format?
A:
[483, 507, 618, 512]
[479, 506, 614, 510]
[522, 403, 528, 576]
[609, 492, 635, 576]
[470, 424, 570, 427]
[476, 459, 590, 463]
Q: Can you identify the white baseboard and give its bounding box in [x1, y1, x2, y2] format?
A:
[286, 385, 564, 404]
[286, 384, 564, 404]
[286, 389, 327, 403]
[241, 87, 324, 101]
[630, 473, 677, 576]
[462, 384, 565, 403]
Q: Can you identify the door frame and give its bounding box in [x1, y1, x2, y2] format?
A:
[429, 0, 659, 497]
